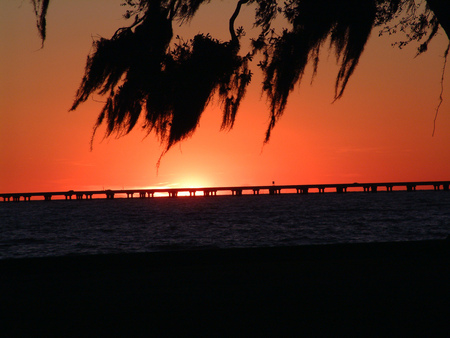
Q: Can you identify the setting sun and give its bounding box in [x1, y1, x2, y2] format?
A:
[176, 176, 211, 189]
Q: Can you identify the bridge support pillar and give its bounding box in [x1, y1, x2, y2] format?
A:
[336, 186, 347, 193]
[205, 190, 217, 196]
[269, 188, 280, 195]
[407, 185, 416, 192]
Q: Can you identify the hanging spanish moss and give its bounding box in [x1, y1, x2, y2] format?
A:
[70, 0, 251, 152]
[258, 0, 383, 142]
[31, 0, 50, 45]
[25, 0, 439, 150]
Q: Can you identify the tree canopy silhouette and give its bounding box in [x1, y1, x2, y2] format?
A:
[32, 0, 449, 150]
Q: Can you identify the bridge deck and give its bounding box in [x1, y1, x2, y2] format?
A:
[1, 181, 449, 202]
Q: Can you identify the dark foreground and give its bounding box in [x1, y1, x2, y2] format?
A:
[1, 240, 449, 336]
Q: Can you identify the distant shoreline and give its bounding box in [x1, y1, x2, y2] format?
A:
[2, 239, 449, 335]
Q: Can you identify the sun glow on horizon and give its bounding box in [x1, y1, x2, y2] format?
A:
[138, 176, 211, 197]
[173, 176, 212, 189]
[142, 176, 211, 190]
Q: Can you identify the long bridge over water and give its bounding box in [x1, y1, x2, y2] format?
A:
[1, 181, 449, 202]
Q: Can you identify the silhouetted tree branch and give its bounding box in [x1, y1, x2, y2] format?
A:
[30, 0, 450, 150]
[426, 0, 450, 39]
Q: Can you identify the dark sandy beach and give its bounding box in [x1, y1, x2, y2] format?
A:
[1, 240, 449, 336]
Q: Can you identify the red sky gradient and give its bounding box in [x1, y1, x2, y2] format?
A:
[1, 1, 450, 193]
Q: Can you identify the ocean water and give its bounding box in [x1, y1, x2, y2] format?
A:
[1, 191, 449, 259]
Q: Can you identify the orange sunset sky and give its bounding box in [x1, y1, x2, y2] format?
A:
[1, 1, 450, 193]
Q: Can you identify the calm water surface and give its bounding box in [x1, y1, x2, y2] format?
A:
[1, 191, 449, 259]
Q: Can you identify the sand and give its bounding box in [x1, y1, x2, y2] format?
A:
[1, 240, 449, 336]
